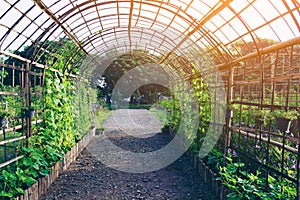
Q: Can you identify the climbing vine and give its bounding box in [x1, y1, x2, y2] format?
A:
[158, 69, 211, 149]
[73, 80, 97, 138]
[0, 69, 98, 199]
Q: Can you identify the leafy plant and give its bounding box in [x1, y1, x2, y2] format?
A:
[253, 109, 269, 120]
[204, 148, 224, 172]
[0, 39, 100, 199]
[218, 153, 297, 200]
[272, 110, 299, 120]
[226, 103, 239, 110]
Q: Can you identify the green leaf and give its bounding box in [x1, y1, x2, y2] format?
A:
[21, 176, 36, 186]
[39, 169, 49, 176]
[234, 162, 245, 168]
[22, 158, 33, 166]
[226, 156, 232, 162]
[2, 170, 17, 181]
[0, 191, 13, 197]
[22, 147, 32, 153]
[24, 168, 38, 178]
[15, 187, 25, 195]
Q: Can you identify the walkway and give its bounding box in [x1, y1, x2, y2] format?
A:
[40, 109, 216, 200]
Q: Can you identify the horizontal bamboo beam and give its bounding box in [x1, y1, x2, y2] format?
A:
[217, 36, 300, 70]
[0, 50, 76, 77]
[0, 91, 19, 96]
[0, 135, 26, 145]
[231, 127, 298, 154]
[0, 119, 43, 135]
[0, 50, 45, 68]
[0, 155, 24, 169]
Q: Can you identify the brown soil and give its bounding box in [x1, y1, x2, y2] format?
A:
[40, 109, 216, 200]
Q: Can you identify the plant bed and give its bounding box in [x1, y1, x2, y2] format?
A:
[186, 150, 228, 200]
[168, 127, 227, 199]
[14, 127, 96, 200]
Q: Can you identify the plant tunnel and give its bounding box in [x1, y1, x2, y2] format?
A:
[0, 0, 300, 199]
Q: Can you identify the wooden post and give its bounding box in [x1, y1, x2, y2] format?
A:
[25, 63, 31, 138]
[224, 64, 234, 163]
[20, 64, 25, 139]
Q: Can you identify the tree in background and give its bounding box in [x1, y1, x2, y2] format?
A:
[100, 51, 170, 108]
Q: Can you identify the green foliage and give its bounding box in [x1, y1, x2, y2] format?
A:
[0, 139, 65, 198]
[95, 109, 112, 130]
[0, 71, 98, 199]
[0, 69, 8, 86]
[218, 154, 297, 200]
[230, 38, 277, 57]
[192, 73, 211, 146]
[204, 148, 224, 172]
[22, 106, 34, 111]
[44, 71, 77, 149]
[272, 110, 299, 120]
[158, 98, 180, 129]
[73, 81, 97, 139]
[156, 70, 211, 151]
[102, 51, 157, 99]
[252, 109, 270, 121]
[0, 86, 22, 117]
[159, 99, 173, 110]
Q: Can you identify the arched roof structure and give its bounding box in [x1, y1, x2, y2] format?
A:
[1, 1, 300, 195]
[0, 0, 299, 73]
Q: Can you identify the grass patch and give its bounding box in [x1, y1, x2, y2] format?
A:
[115, 104, 152, 110]
[128, 104, 152, 110]
[95, 109, 113, 130]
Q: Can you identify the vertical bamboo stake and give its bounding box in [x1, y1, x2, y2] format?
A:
[25, 63, 31, 138]
[20, 64, 25, 139]
[41, 65, 46, 123]
[12, 63, 16, 157]
[285, 46, 293, 110]
[224, 64, 234, 163]
[1, 64, 4, 85]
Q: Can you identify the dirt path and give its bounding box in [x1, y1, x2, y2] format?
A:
[40, 109, 216, 200]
